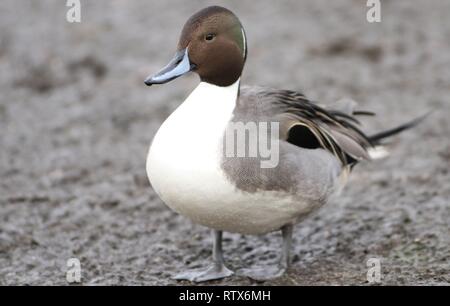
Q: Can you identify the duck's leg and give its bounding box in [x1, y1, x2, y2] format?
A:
[240, 224, 293, 281]
[173, 230, 234, 282]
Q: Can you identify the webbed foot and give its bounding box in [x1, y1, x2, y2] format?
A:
[239, 265, 286, 281]
[173, 264, 234, 282]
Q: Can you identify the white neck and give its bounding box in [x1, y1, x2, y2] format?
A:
[149, 78, 241, 159]
[190, 79, 240, 109]
[170, 79, 240, 128]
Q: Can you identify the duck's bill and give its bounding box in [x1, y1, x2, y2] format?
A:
[144, 48, 196, 86]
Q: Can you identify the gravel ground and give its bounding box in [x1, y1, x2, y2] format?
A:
[0, 0, 449, 285]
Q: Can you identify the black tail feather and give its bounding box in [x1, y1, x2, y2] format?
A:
[369, 112, 430, 144]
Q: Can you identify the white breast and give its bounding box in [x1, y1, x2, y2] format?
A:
[146, 80, 239, 199]
[146, 80, 320, 234]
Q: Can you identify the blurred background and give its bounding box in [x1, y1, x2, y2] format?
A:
[0, 0, 448, 285]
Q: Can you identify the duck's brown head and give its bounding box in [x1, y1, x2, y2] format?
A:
[145, 6, 247, 87]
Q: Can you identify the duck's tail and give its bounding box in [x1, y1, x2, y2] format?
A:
[367, 112, 429, 159]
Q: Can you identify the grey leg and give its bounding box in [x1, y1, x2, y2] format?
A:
[173, 230, 234, 282]
[280, 223, 293, 270]
[240, 224, 293, 281]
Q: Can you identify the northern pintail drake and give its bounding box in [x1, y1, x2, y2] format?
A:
[144, 6, 425, 282]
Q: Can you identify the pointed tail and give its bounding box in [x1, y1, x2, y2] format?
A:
[368, 112, 430, 144]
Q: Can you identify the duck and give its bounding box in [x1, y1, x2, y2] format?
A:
[143, 6, 425, 282]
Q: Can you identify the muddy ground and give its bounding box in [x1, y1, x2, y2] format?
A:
[0, 0, 449, 285]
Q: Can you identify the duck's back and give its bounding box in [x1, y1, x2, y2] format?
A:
[221, 85, 344, 203]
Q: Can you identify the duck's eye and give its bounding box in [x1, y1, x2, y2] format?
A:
[205, 33, 216, 42]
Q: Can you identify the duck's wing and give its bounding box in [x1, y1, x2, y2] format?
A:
[243, 87, 376, 166]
